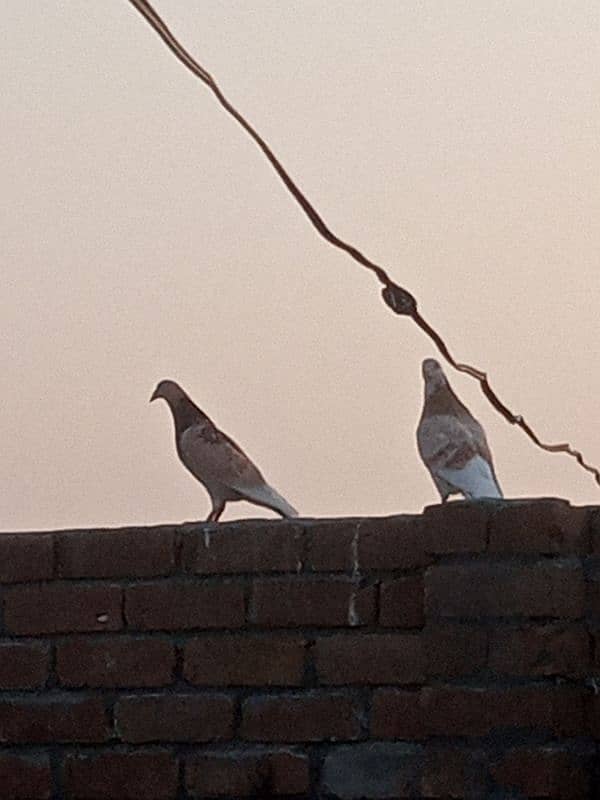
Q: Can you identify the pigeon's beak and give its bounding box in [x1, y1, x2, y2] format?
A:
[149, 388, 159, 403]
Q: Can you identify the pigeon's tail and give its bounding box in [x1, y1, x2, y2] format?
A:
[437, 455, 503, 500]
[239, 483, 299, 518]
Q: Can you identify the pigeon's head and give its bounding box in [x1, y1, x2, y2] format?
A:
[422, 358, 448, 395]
[150, 379, 184, 405]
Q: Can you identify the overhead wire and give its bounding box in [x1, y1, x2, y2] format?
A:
[126, 0, 600, 489]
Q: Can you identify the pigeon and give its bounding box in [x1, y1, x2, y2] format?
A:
[416, 359, 503, 501]
[150, 380, 298, 522]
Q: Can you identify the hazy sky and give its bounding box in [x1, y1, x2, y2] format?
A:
[3, 1, 600, 531]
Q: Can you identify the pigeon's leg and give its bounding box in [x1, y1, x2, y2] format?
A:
[206, 502, 226, 523]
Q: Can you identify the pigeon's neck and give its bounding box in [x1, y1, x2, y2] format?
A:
[424, 384, 471, 420]
[168, 396, 207, 437]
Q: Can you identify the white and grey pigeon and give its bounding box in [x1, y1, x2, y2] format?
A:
[150, 380, 298, 522]
[417, 359, 503, 501]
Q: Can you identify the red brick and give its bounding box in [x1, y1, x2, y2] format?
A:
[182, 520, 302, 574]
[371, 689, 425, 739]
[491, 747, 591, 799]
[424, 624, 487, 679]
[63, 750, 178, 800]
[357, 516, 430, 569]
[250, 578, 375, 627]
[422, 502, 488, 554]
[56, 636, 175, 688]
[115, 693, 234, 743]
[379, 576, 424, 628]
[422, 747, 482, 799]
[593, 632, 600, 669]
[125, 580, 244, 631]
[587, 577, 600, 617]
[0, 534, 54, 583]
[185, 749, 309, 796]
[241, 692, 362, 742]
[314, 633, 425, 684]
[3, 583, 122, 635]
[588, 694, 600, 738]
[423, 685, 585, 737]
[489, 624, 590, 677]
[425, 561, 585, 618]
[184, 635, 305, 686]
[591, 511, 600, 554]
[489, 499, 589, 554]
[0, 696, 110, 743]
[0, 641, 49, 689]
[305, 520, 358, 571]
[0, 753, 52, 799]
[322, 743, 422, 798]
[56, 527, 176, 578]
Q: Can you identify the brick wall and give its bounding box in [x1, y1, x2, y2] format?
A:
[1, 499, 599, 799]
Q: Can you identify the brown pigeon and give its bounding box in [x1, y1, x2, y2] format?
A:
[151, 380, 298, 521]
[417, 359, 503, 501]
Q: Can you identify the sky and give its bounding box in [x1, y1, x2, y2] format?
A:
[3, 0, 600, 531]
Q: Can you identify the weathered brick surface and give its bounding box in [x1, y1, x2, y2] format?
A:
[491, 746, 592, 799]
[423, 623, 487, 679]
[423, 685, 585, 737]
[3, 583, 122, 635]
[56, 636, 175, 688]
[593, 632, 600, 669]
[115, 693, 234, 743]
[321, 743, 422, 798]
[422, 502, 488, 553]
[426, 561, 585, 618]
[422, 746, 484, 799]
[250, 578, 375, 627]
[488, 623, 590, 677]
[63, 750, 178, 800]
[370, 689, 425, 740]
[184, 634, 305, 686]
[305, 520, 358, 571]
[125, 580, 244, 630]
[591, 511, 600, 554]
[185, 748, 310, 796]
[379, 576, 424, 628]
[0, 696, 110, 743]
[0, 753, 52, 799]
[314, 633, 425, 685]
[241, 692, 362, 742]
[373, 685, 588, 743]
[56, 527, 176, 578]
[586, 572, 600, 617]
[0, 533, 53, 583]
[357, 516, 430, 569]
[2, 505, 600, 798]
[0, 641, 49, 689]
[587, 694, 600, 738]
[489, 499, 590, 554]
[183, 521, 302, 574]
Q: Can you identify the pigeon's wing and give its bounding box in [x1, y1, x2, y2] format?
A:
[464, 414, 495, 467]
[417, 414, 466, 469]
[180, 424, 298, 517]
[417, 414, 502, 499]
[180, 424, 265, 489]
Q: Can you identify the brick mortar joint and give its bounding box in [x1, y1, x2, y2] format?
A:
[2, 502, 600, 585]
